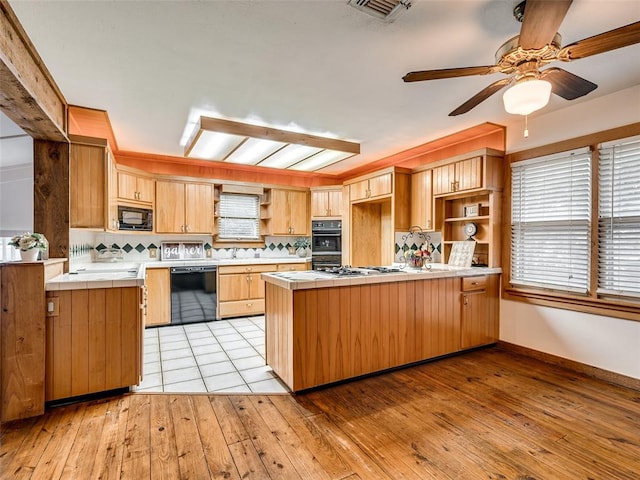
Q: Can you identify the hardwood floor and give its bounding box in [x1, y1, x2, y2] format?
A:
[2, 347, 639, 479]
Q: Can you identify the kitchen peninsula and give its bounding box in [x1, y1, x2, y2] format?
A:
[263, 265, 500, 391]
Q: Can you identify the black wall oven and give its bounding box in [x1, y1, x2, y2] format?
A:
[311, 220, 342, 270]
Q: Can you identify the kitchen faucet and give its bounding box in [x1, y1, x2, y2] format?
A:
[231, 247, 238, 259]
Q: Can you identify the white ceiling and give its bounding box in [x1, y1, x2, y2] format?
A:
[6, 0, 640, 174]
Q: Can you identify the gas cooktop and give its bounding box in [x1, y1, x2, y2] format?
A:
[318, 266, 403, 277]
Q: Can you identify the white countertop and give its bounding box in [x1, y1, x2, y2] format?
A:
[46, 257, 311, 290]
[262, 265, 502, 290]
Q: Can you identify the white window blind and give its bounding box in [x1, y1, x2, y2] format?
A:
[218, 193, 260, 240]
[511, 148, 592, 293]
[598, 135, 640, 297]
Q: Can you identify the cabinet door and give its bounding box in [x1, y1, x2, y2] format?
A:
[288, 190, 309, 235]
[146, 268, 170, 327]
[327, 190, 342, 217]
[185, 183, 213, 233]
[218, 273, 251, 301]
[117, 172, 139, 201]
[432, 164, 456, 195]
[46, 287, 141, 401]
[269, 189, 290, 234]
[107, 151, 119, 231]
[368, 173, 392, 198]
[461, 291, 491, 349]
[70, 143, 105, 228]
[248, 273, 266, 299]
[410, 170, 433, 231]
[136, 176, 155, 203]
[349, 179, 369, 201]
[456, 156, 482, 192]
[311, 191, 329, 217]
[155, 181, 185, 233]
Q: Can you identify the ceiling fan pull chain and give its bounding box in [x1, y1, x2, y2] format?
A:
[524, 115, 529, 138]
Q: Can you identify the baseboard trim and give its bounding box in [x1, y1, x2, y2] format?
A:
[497, 341, 640, 392]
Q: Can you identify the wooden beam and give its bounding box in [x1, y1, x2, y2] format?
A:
[185, 116, 361, 157]
[0, 0, 67, 141]
[34, 140, 69, 261]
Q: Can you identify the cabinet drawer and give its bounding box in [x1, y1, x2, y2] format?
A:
[219, 299, 265, 317]
[276, 263, 308, 272]
[461, 276, 487, 292]
[218, 264, 277, 274]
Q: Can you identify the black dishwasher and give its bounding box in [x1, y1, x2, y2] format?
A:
[169, 265, 217, 324]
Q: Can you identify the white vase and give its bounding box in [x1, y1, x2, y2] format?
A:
[20, 249, 39, 262]
[296, 247, 307, 257]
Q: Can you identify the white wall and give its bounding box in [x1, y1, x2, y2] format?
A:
[0, 164, 33, 235]
[501, 85, 640, 379]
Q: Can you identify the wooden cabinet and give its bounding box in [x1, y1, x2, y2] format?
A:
[117, 170, 154, 204]
[346, 167, 411, 266]
[145, 268, 170, 327]
[268, 189, 310, 235]
[439, 190, 502, 267]
[460, 275, 499, 349]
[410, 169, 433, 231]
[433, 156, 482, 195]
[155, 180, 213, 234]
[1, 260, 64, 422]
[218, 264, 277, 318]
[349, 172, 392, 202]
[45, 286, 143, 401]
[70, 140, 106, 228]
[217, 262, 308, 319]
[311, 188, 342, 218]
[432, 149, 504, 197]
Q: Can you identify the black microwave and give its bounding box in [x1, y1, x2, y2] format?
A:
[118, 205, 153, 231]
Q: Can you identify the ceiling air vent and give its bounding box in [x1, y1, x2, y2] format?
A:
[348, 0, 413, 22]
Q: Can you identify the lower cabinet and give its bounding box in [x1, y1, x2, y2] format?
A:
[145, 268, 171, 327]
[45, 287, 143, 401]
[217, 262, 308, 319]
[265, 273, 499, 392]
[460, 275, 500, 349]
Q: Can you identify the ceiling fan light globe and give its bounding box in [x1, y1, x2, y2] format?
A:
[502, 79, 552, 115]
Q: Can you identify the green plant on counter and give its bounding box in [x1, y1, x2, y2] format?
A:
[293, 237, 311, 249]
[9, 232, 48, 251]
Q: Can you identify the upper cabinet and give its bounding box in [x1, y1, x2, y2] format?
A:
[155, 180, 213, 234]
[345, 167, 411, 266]
[432, 149, 503, 197]
[268, 189, 310, 236]
[69, 138, 107, 229]
[310, 187, 342, 218]
[410, 169, 433, 231]
[349, 172, 392, 202]
[433, 149, 505, 268]
[117, 171, 154, 204]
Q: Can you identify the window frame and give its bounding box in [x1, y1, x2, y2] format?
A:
[503, 123, 640, 322]
[216, 192, 262, 243]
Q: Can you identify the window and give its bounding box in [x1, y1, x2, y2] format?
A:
[218, 193, 260, 240]
[510, 148, 592, 293]
[598, 136, 640, 298]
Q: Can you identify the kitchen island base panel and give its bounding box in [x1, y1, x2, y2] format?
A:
[265, 275, 499, 392]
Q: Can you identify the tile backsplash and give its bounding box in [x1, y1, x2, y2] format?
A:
[395, 230, 442, 263]
[69, 229, 309, 268]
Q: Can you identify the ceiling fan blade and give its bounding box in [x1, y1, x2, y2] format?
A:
[403, 65, 497, 83]
[539, 67, 597, 100]
[557, 21, 640, 60]
[448, 78, 512, 116]
[519, 0, 572, 50]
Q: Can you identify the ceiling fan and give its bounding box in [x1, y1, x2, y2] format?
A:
[403, 0, 640, 116]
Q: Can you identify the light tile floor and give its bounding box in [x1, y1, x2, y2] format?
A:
[136, 315, 289, 394]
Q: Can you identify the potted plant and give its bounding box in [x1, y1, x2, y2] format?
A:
[9, 232, 48, 262]
[293, 237, 311, 257]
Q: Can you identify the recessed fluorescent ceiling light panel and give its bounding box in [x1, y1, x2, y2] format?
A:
[184, 116, 359, 172]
